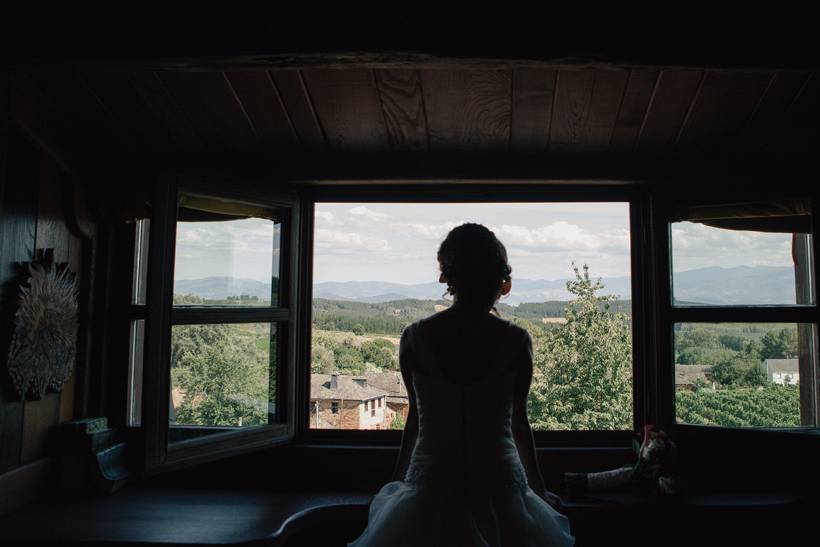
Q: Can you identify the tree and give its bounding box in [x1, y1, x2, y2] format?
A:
[527, 263, 633, 430]
[311, 343, 336, 374]
[171, 324, 269, 427]
[361, 340, 398, 371]
[711, 354, 766, 387]
[761, 328, 798, 360]
[389, 413, 406, 430]
[352, 323, 366, 336]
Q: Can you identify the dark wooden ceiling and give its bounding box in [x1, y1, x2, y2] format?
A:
[12, 66, 820, 173]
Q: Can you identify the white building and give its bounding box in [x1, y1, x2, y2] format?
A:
[761, 358, 799, 385]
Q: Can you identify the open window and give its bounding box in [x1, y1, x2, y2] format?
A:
[303, 191, 645, 443]
[664, 197, 819, 430]
[138, 176, 300, 469]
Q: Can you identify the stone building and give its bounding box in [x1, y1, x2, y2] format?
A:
[364, 371, 410, 425]
[310, 373, 389, 429]
[675, 365, 714, 391]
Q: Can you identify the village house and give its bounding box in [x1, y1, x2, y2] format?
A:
[675, 365, 715, 391]
[310, 373, 389, 429]
[761, 359, 800, 385]
[364, 371, 410, 425]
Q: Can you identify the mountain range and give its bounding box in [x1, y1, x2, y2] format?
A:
[174, 265, 797, 306]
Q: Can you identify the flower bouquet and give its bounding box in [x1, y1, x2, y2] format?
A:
[564, 425, 681, 496]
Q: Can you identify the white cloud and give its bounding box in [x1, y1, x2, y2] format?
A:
[315, 228, 391, 252]
[315, 211, 335, 224]
[348, 206, 389, 222]
[671, 222, 794, 269]
[403, 221, 463, 240]
[492, 222, 630, 252]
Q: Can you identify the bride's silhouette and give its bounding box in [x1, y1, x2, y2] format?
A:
[348, 223, 575, 546]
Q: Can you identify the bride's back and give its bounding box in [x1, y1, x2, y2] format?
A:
[402, 309, 530, 489]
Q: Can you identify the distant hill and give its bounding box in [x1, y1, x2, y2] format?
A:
[313, 277, 633, 305]
[175, 266, 796, 306]
[174, 277, 274, 300]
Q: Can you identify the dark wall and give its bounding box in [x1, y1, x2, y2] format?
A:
[0, 125, 89, 513]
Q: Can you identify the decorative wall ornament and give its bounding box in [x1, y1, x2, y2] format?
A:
[6, 249, 79, 400]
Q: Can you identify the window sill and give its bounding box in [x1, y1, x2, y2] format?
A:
[0, 484, 811, 546]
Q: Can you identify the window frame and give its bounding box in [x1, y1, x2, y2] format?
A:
[295, 183, 653, 447]
[654, 189, 820, 433]
[140, 174, 303, 471]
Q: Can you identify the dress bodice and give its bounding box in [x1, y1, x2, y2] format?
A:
[403, 320, 530, 494]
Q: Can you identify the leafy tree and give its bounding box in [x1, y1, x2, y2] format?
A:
[361, 340, 398, 370]
[352, 323, 366, 336]
[333, 345, 365, 375]
[171, 324, 268, 427]
[173, 293, 205, 305]
[311, 343, 336, 374]
[711, 354, 766, 387]
[527, 264, 633, 430]
[389, 413, 406, 430]
[761, 328, 798, 360]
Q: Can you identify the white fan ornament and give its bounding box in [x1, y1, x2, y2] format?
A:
[6, 261, 78, 400]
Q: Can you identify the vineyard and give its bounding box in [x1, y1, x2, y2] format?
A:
[676, 384, 801, 428]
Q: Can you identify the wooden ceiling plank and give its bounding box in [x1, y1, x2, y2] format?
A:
[636, 69, 703, 152]
[373, 69, 428, 152]
[81, 70, 175, 154]
[676, 71, 773, 150]
[419, 69, 511, 151]
[224, 71, 300, 150]
[159, 71, 257, 152]
[608, 70, 660, 154]
[510, 68, 556, 155]
[300, 68, 389, 153]
[269, 70, 327, 152]
[782, 73, 820, 148]
[128, 71, 206, 152]
[582, 70, 630, 154]
[548, 70, 594, 155]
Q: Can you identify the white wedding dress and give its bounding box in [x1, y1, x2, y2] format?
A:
[348, 319, 575, 547]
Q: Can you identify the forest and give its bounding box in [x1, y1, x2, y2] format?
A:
[169, 266, 805, 432]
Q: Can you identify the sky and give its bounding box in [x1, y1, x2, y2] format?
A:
[172, 202, 799, 285]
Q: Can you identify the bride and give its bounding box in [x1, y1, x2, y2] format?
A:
[348, 223, 575, 547]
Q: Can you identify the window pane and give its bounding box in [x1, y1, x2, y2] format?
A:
[310, 202, 633, 431]
[670, 212, 814, 306]
[127, 319, 145, 426]
[173, 197, 282, 307]
[674, 322, 817, 428]
[132, 219, 150, 305]
[169, 322, 279, 443]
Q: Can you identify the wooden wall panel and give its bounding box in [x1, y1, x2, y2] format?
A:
[225, 71, 299, 151]
[609, 70, 659, 154]
[301, 69, 389, 152]
[269, 71, 327, 152]
[419, 69, 511, 151]
[676, 71, 772, 150]
[20, 156, 69, 464]
[373, 70, 429, 152]
[636, 70, 704, 152]
[0, 130, 39, 473]
[128, 71, 205, 152]
[159, 71, 257, 152]
[510, 68, 556, 154]
[27, 70, 137, 159]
